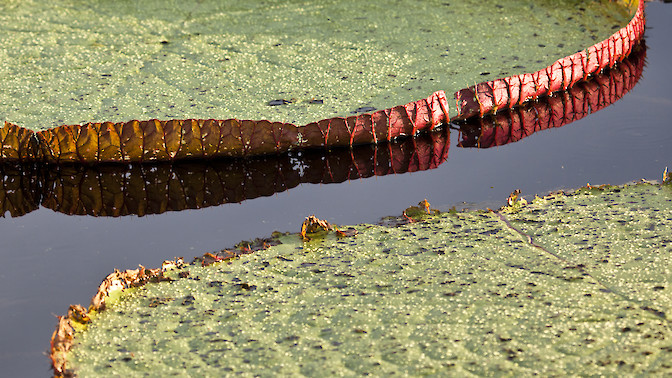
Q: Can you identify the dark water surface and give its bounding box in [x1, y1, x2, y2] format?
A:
[2, 3, 672, 376]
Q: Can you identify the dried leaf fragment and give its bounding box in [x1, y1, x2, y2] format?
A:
[663, 167, 670, 184]
[200, 252, 225, 267]
[336, 227, 358, 238]
[89, 264, 171, 312]
[402, 199, 438, 222]
[501, 189, 528, 213]
[50, 316, 75, 378]
[301, 215, 335, 241]
[67, 304, 90, 325]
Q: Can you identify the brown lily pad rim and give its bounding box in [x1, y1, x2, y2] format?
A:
[49, 234, 276, 377]
[0, 44, 646, 220]
[0, 46, 646, 221]
[2, 0, 644, 165]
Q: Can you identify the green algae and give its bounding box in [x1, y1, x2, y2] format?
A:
[0, 0, 632, 131]
[67, 182, 672, 376]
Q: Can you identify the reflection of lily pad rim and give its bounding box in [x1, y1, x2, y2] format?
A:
[0, 0, 644, 163]
[0, 46, 647, 219]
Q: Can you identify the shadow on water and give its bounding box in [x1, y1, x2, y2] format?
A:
[0, 45, 644, 219]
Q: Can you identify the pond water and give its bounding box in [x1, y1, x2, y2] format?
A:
[1, 2, 671, 376]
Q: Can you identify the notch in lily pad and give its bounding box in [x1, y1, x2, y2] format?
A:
[353, 106, 377, 114]
[268, 99, 293, 106]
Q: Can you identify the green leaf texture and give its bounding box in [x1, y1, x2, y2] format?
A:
[67, 182, 672, 375]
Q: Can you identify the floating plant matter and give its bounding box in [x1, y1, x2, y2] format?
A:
[0, 0, 644, 163]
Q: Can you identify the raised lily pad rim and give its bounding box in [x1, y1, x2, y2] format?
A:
[1, 0, 644, 164]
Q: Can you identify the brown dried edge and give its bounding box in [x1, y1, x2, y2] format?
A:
[48, 237, 269, 377]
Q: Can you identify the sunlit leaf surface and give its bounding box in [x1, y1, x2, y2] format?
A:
[0, 0, 632, 130]
[63, 183, 672, 375]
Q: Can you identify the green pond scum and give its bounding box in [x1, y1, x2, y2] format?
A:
[61, 180, 672, 376]
[0, 0, 632, 130]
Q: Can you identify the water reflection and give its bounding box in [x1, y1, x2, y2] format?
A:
[0, 45, 645, 218]
[456, 45, 646, 148]
[0, 131, 450, 217]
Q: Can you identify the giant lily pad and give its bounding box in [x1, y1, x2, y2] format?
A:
[53, 181, 672, 375]
[0, 0, 634, 131]
[0, 0, 645, 164]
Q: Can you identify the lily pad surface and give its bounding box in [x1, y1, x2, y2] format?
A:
[65, 182, 672, 375]
[0, 0, 631, 130]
